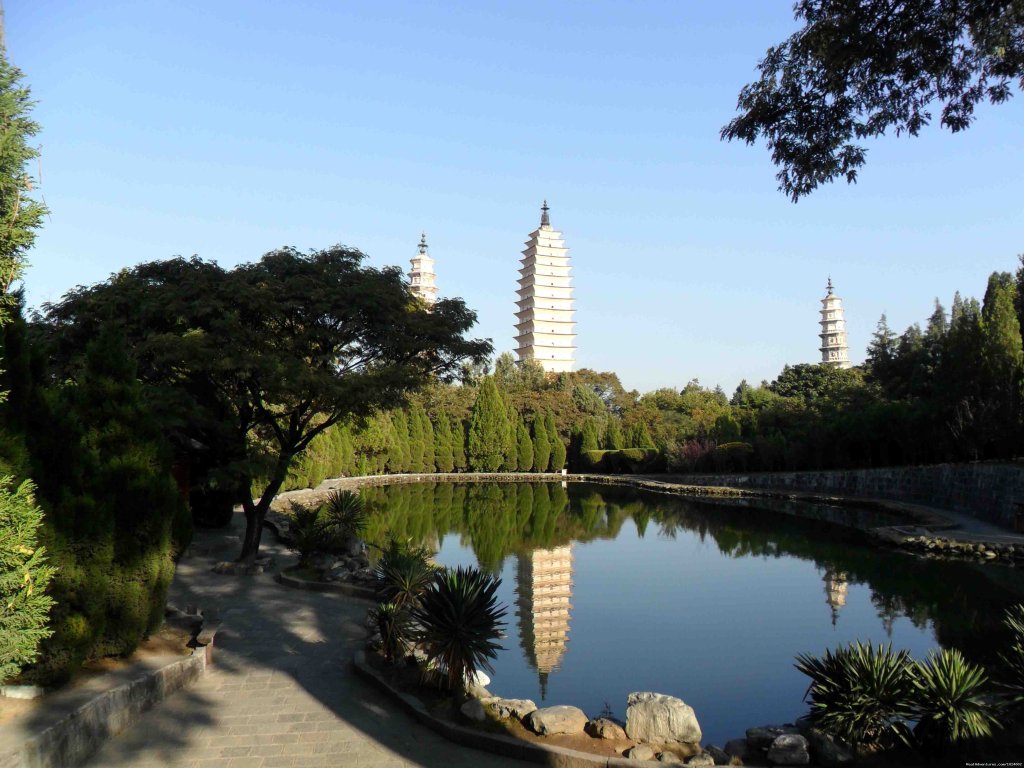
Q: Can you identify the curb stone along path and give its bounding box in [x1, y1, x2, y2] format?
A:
[0, 652, 205, 768]
[80, 517, 525, 768]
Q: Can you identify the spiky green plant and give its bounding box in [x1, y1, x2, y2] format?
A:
[374, 537, 437, 609]
[996, 603, 1024, 710]
[286, 502, 327, 568]
[322, 490, 367, 545]
[369, 601, 413, 663]
[911, 648, 1001, 749]
[795, 640, 916, 748]
[412, 565, 507, 693]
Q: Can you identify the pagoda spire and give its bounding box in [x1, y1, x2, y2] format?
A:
[540, 200, 550, 227]
[418, 231, 428, 255]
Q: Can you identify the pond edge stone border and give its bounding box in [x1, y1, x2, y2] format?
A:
[351, 649, 666, 768]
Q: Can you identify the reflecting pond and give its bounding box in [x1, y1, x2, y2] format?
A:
[359, 481, 1024, 745]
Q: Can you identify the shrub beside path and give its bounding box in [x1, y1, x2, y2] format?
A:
[81, 514, 523, 768]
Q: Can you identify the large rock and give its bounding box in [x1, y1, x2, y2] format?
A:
[485, 698, 537, 720]
[658, 751, 684, 764]
[767, 734, 810, 766]
[704, 745, 731, 765]
[626, 692, 702, 745]
[746, 725, 800, 752]
[685, 754, 714, 767]
[525, 705, 589, 735]
[460, 697, 491, 722]
[806, 728, 854, 767]
[626, 745, 656, 761]
[586, 717, 628, 740]
[723, 738, 749, 761]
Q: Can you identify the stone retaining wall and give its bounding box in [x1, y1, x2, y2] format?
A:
[0, 650, 206, 768]
[676, 463, 1024, 528]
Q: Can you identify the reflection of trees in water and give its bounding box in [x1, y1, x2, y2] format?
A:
[361, 481, 1024, 667]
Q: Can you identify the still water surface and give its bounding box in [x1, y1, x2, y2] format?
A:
[360, 481, 1024, 745]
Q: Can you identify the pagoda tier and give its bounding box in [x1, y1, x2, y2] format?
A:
[819, 278, 852, 368]
[408, 232, 438, 305]
[515, 201, 575, 373]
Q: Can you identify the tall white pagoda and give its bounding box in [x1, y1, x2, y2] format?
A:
[819, 277, 852, 368]
[408, 232, 438, 305]
[515, 202, 576, 373]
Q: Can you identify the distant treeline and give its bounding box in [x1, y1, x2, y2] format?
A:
[282, 261, 1024, 491]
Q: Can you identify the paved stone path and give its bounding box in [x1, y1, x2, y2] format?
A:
[83, 519, 523, 768]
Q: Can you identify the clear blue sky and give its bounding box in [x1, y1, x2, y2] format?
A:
[10, 1, 1024, 394]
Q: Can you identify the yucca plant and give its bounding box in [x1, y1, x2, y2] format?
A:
[287, 503, 327, 568]
[911, 648, 1001, 749]
[795, 640, 916, 749]
[322, 490, 368, 549]
[996, 604, 1024, 710]
[412, 565, 507, 693]
[370, 601, 413, 663]
[374, 537, 437, 609]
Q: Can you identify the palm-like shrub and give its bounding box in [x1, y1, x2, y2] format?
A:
[370, 601, 413, 663]
[997, 603, 1024, 710]
[322, 490, 367, 548]
[412, 565, 507, 693]
[374, 537, 437, 609]
[287, 503, 327, 568]
[795, 641, 916, 748]
[911, 648, 1001, 748]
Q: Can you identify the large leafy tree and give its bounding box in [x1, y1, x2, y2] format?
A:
[42, 247, 490, 561]
[722, 1, 1024, 200]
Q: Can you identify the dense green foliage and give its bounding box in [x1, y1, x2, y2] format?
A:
[0, 55, 53, 685]
[0, 478, 54, 683]
[42, 248, 490, 561]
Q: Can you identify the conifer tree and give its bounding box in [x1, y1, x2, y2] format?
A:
[502, 403, 518, 471]
[546, 411, 567, 471]
[420, 409, 435, 472]
[580, 417, 600, 454]
[532, 415, 551, 472]
[0, 479, 54, 683]
[451, 417, 468, 471]
[468, 378, 507, 471]
[0, 55, 52, 683]
[433, 415, 455, 473]
[516, 417, 534, 472]
[980, 272, 1024, 453]
[626, 420, 656, 450]
[388, 411, 412, 473]
[604, 418, 624, 450]
[407, 405, 426, 472]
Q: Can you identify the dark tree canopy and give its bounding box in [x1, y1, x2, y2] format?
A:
[42, 246, 491, 560]
[722, 1, 1024, 200]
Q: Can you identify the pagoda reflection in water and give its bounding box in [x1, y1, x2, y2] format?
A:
[515, 544, 574, 700]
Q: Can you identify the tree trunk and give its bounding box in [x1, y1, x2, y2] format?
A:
[237, 457, 292, 564]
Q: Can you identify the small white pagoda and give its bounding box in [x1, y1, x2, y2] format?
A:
[515, 202, 576, 373]
[819, 278, 852, 368]
[408, 232, 438, 305]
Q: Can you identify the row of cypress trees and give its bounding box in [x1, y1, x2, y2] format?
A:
[285, 379, 570, 490]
